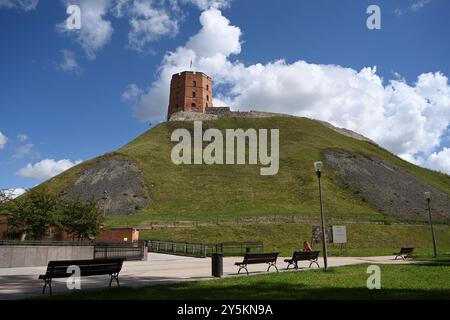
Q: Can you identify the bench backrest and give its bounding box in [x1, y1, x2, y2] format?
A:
[292, 251, 320, 261]
[45, 258, 124, 277]
[400, 247, 414, 254]
[243, 252, 279, 264]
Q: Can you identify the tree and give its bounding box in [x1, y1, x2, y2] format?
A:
[58, 198, 104, 240]
[8, 188, 58, 240]
[0, 189, 13, 211]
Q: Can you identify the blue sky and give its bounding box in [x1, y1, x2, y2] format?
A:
[1, 0, 450, 193]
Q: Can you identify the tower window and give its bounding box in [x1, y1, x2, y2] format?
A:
[191, 103, 196, 108]
[207, 95, 209, 101]
[206, 84, 209, 91]
[193, 81, 196, 87]
[192, 91, 196, 98]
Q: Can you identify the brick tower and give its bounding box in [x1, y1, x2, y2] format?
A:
[167, 71, 213, 118]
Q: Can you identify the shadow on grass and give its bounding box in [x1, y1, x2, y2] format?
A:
[47, 281, 450, 301]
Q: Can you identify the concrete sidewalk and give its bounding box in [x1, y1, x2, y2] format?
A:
[0, 253, 417, 300]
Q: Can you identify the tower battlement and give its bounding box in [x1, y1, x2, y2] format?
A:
[167, 71, 213, 118]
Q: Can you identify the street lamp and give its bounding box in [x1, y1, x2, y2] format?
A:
[102, 190, 108, 217]
[424, 191, 437, 257]
[314, 161, 328, 270]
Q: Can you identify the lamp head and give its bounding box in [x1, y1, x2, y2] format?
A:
[314, 161, 323, 173]
[424, 191, 431, 201]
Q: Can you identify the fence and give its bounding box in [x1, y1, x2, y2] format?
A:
[215, 241, 264, 256]
[94, 241, 146, 261]
[145, 240, 264, 257]
[146, 240, 212, 257]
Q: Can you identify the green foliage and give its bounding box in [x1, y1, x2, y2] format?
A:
[8, 189, 58, 240]
[58, 198, 104, 240]
[7, 189, 104, 240]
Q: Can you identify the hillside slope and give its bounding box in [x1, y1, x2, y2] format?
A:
[39, 117, 450, 225]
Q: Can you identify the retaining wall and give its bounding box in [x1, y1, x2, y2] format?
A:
[0, 245, 94, 268]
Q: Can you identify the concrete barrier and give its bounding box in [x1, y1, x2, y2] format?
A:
[0, 245, 94, 268]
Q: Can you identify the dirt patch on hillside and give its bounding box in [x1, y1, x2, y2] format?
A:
[65, 155, 150, 216]
[323, 149, 449, 222]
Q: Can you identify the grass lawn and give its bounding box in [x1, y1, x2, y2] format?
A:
[138, 222, 450, 257]
[49, 264, 450, 300]
[38, 117, 450, 225]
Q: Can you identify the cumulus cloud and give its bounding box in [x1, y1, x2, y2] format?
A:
[113, 0, 180, 52]
[0, 132, 7, 149]
[17, 159, 82, 180]
[126, 8, 450, 174]
[0, 0, 38, 11]
[58, 0, 113, 59]
[59, 49, 81, 73]
[422, 148, 450, 174]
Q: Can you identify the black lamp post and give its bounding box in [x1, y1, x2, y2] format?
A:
[102, 190, 108, 217]
[314, 161, 328, 270]
[424, 192, 437, 257]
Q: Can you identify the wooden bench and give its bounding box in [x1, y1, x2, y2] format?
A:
[234, 252, 279, 275]
[394, 247, 414, 260]
[284, 251, 320, 269]
[38, 258, 124, 295]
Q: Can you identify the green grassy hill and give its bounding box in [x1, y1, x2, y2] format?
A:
[39, 116, 450, 227]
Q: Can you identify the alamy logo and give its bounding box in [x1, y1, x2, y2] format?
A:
[366, 5, 381, 30]
[66, 265, 81, 290]
[171, 121, 279, 175]
[66, 5, 81, 30]
[366, 265, 381, 289]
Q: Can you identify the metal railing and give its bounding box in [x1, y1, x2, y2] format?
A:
[215, 241, 264, 255]
[94, 241, 146, 261]
[145, 240, 264, 257]
[146, 240, 212, 257]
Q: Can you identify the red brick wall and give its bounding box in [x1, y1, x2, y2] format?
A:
[95, 228, 139, 242]
[168, 71, 213, 118]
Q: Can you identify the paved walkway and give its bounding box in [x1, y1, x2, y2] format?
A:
[0, 253, 418, 300]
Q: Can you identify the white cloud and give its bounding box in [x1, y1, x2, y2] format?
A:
[17, 159, 82, 180]
[0, 0, 39, 11]
[59, 49, 80, 73]
[182, 0, 231, 10]
[13, 143, 34, 159]
[17, 133, 28, 142]
[128, 8, 450, 174]
[55, 0, 232, 59]
[58, 0, 113, 59]
[122, 83, 143, 103]
[422, 148, 450, 174]
[111, 0, 180, 53]
[395, 0, 432, 15]
[0, 132, 7, 149]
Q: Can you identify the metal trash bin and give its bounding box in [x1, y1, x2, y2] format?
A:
[212, 253, 223, 277]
